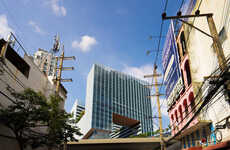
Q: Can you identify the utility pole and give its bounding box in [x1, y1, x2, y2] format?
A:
[162, 13, 227, 71]
[55, 45, 75, 93]
[54, 45, 75, 150]
[144, 64, 165, 150]
[206, 15, 227, 71]
[153, 65, 165, 150]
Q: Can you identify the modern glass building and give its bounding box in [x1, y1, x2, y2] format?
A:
[78, 64, 153, 139]
[71, 99, 85, 120]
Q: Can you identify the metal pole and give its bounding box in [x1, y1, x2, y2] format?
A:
[153, 65, 165, 150]
[206, 15, 227, 71]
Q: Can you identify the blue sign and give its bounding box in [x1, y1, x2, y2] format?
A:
[173, 0, 197, 36]
[162, 21, 181, 98]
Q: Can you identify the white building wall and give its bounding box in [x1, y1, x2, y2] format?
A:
[77, 65, 95, 139]
[186, 0, 230, 142]
[187, 0, 230, 83]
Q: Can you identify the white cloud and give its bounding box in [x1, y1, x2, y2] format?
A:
[122, 64, 153, 82]
[28, 21, 46, 35]
[0, 14, 14, 40]
[48, 0, 66, 16]
[72, 35, 97, 52]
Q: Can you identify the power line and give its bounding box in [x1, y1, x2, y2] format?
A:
[148, 0, 169, 129]
[158, 0, 204, 123]
[159, 0, 205, 118]
[151, 0, 170, 116]
[158, 0, 187, 109]
[179, 0, 185, 11]
[165, 54, 230, 144]
[153, 0, 168, 66]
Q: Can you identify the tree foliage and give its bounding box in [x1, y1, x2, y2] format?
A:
[0, 89, 82, 150]
[129, 126, 171, 138]
[76, 110, 85, 123]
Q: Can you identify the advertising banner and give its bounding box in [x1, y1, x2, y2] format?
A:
[162, 21, 183, 106]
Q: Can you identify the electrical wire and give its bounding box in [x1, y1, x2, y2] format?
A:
[154, 0, 189, 116]
[149, 0, 169, 131]
[165, 55, 230, 144]
[157, 0, 204, 128]
[168, 54, 230, 130]
[153, 0, 168, 65]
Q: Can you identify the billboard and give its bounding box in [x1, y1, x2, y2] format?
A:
[162, 21, 183, 107]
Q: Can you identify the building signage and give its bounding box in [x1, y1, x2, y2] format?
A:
[162, 21, 183, 107]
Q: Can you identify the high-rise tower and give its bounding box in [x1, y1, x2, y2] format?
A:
[78, 64, 153, 139]
[33, 48, 57, 77]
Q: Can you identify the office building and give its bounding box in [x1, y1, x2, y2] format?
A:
[78, 64, 153, 139]
[71, 99, 85, 120]
[33, 48, 57, 77]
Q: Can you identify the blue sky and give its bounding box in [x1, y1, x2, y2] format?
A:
[0, 0, 182, 128]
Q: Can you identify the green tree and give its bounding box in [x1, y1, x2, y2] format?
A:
[76, 110, 85, 123]
[0, 89, 82, 150]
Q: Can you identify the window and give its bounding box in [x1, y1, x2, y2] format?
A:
[180, 31, 186, 55]
[196, 130, 200, 141]
[185, 61, 191, 86]
[191, 133, 195, 146]
[187, 135, 191, 148]
[189, 93, 195, 112]
[175, 110, 178, 122]
[177, 43, 182, 62]
[183, 99, 188, 116]
[179, 105, 183, 121]
[171, 114, 174, 121]
[202, 127, 206, 139]
[183, 137, 186, 149]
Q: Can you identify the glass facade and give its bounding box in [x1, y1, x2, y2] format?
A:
[86, 64, 153, 138]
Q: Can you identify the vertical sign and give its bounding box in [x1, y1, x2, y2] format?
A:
[162, 21, 183, 107]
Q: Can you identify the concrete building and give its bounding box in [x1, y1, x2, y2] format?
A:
[34, 48, 57, 78]
[0, 35, 67, 150]
[71, 99, 85, 120]
[67, 137, 178, 150]
[78, 64, 153, 139]
[163, 0, 230, 149]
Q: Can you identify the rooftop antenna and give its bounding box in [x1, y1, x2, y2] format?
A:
[52, 34, 60, 53]
[38, 34, 60, 68]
